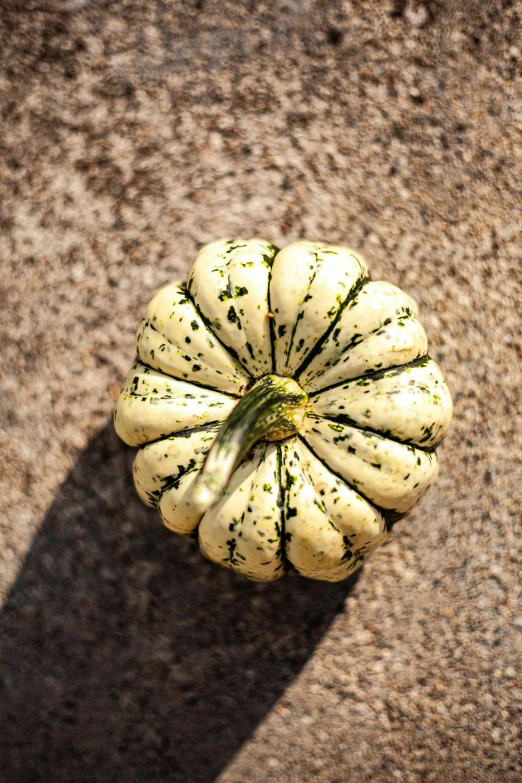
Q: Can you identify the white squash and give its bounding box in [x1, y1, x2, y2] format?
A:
[115, 239, 452, 582]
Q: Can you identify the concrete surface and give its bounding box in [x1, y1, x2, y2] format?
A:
[1, 1, 521, 781]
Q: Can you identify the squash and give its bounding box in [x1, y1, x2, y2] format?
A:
[115, 239, 452, 582]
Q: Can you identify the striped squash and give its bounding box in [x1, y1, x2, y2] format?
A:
[115, 239, 452, 582]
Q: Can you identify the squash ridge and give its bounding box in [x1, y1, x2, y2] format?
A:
[184, 287, 255, 381]
[296, 433, 399, 521]
[133, 357, 244, 399]
[293, 275, 370, 381]
[307, 354, 430, 398]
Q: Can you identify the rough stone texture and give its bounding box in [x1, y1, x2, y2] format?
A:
[0, 1, 521, 781]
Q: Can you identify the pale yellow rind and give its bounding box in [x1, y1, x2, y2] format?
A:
[115, 362, 237, 447]
[299, 281, 427, 393]
[133, 426, 218, 533]
[270, 241, 369, 377]
[310, 359, 453, 448]
[198, 444, 285, 581]
[282, 440, 387, 582]
[301, 413, 439, 514]
[136, 282, 250, 395]
[187, 238, 277, 379]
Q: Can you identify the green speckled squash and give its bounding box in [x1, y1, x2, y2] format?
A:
[115, 239, 452, 582]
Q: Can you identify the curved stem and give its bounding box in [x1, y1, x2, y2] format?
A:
[191, 375, 307, 514]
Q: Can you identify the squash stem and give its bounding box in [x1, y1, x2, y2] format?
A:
[191, 375, 307, 514]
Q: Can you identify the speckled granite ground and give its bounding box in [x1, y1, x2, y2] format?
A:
[1, 1, 521, 781]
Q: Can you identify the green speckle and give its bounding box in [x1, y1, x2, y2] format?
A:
[227, 305, 242, 329]
[218, 280, 233, 301]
